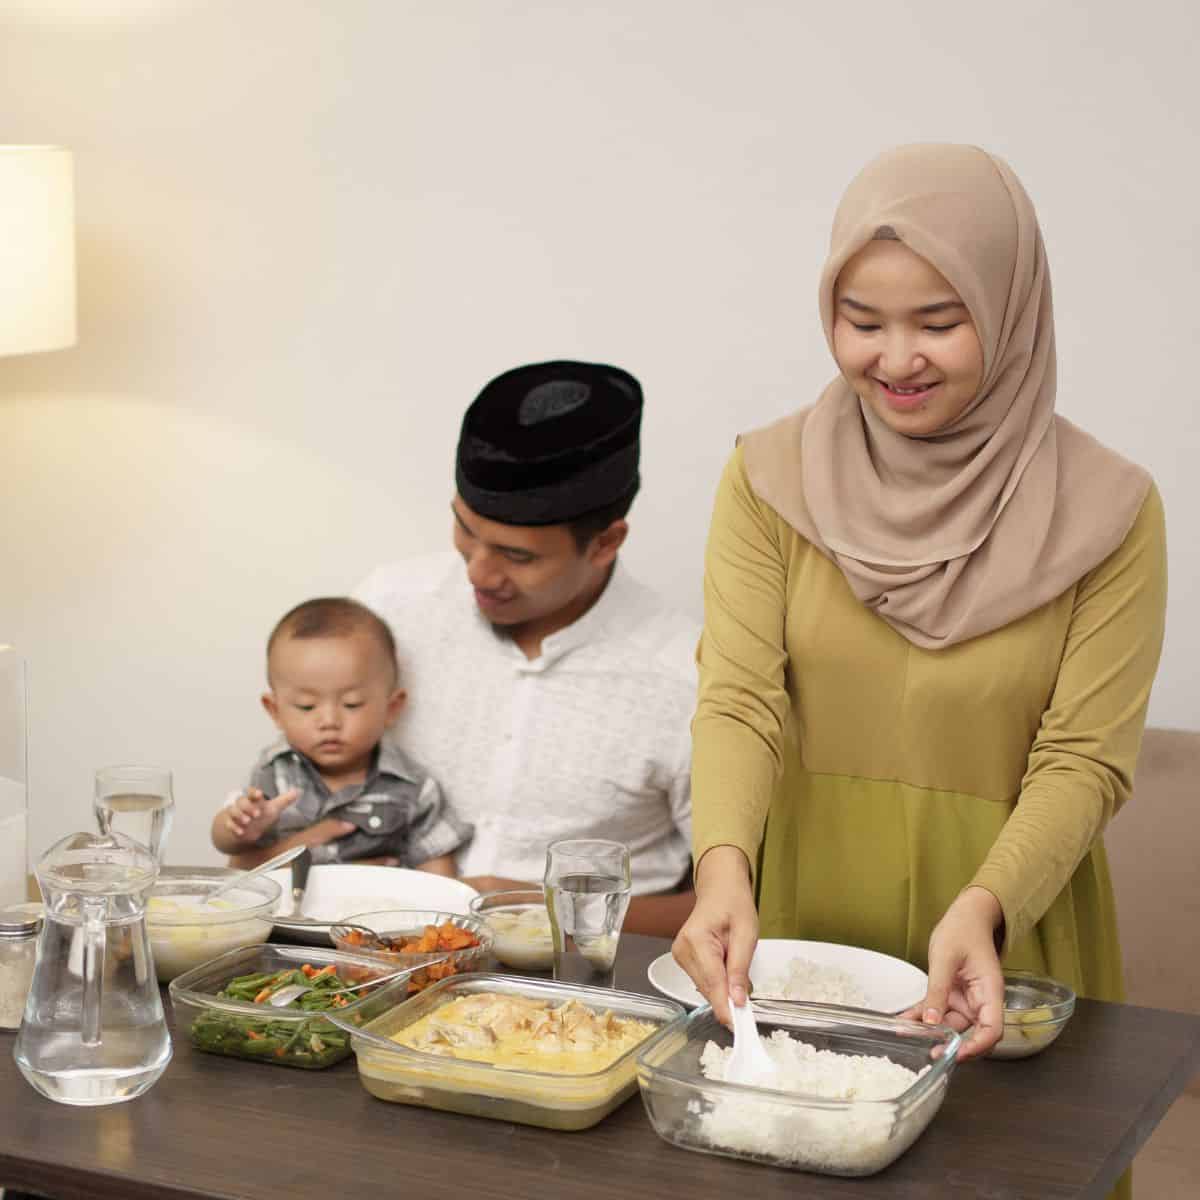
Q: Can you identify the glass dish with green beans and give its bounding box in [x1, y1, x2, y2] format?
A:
[169, 943, 417, 1070]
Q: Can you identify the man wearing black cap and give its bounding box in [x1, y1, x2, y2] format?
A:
[354, 361, 698, 936]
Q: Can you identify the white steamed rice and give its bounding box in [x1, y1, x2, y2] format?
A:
[752, 955, 868, 1008]
[693, 1031, 932, 1174]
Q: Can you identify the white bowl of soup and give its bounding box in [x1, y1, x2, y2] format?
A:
[469, 888, 555, 971]
[146, 867, 280, 982]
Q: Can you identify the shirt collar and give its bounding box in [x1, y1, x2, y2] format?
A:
[262, 739, 300, 769]
[261, 739, 418, 786]
[455, 556, 639, 669]
[537, 561, 636, 665]
[373, 739, 420, 784]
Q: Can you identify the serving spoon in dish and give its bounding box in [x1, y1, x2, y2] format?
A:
[266, 956, 449, 1007]
[271, 916, 385, 946]
[207, 844, 309, 902]
[726, 992, 780, 1087]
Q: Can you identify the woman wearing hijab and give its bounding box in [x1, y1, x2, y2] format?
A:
[674, 144, 1166, 1113]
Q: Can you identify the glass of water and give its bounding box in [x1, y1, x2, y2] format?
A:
[544, 838, 632, 988]
[94, 766, 174, 865]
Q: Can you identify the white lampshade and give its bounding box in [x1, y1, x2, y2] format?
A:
[0, 145, 77, 357]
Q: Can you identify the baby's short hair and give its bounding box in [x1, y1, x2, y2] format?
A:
[267, 597, 398, 685]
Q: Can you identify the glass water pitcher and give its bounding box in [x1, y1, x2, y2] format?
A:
[14, 831, 171, 1105]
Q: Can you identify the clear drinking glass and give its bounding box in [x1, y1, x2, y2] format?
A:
[544, 838, 632, 988]
[94, 765, 174, 865]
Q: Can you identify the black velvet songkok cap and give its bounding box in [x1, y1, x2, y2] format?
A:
[455, 360, 643, 526]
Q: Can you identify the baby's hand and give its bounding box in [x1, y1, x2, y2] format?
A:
[222, 787, 300, 845]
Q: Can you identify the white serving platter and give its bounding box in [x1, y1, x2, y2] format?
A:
[648, 937, 928, 1014]
[267, 863, 478, 944]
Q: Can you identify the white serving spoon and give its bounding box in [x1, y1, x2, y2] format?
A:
[207, 843, 310, 902]
[726, 992, 780, 1087]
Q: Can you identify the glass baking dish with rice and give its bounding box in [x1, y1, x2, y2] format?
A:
[637, 1001, 962, 1176]
[335, 972, 684, 1129]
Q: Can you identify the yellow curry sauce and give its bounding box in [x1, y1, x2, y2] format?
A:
[391, 991, 655, 1075]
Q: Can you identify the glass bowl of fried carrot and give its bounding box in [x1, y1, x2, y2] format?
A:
[329, 909, 493, 994]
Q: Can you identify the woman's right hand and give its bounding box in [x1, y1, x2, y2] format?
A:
[671, 845, 759, 1027]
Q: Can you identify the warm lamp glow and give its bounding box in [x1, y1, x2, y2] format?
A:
[0, 145, 77, 356]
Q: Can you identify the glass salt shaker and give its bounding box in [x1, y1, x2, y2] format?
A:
[0, 904, 43, 1030]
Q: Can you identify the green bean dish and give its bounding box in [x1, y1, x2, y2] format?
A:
[188, 964, 372, 1069]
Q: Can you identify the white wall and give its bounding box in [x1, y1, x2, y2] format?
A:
[1, 0, 1197, 871]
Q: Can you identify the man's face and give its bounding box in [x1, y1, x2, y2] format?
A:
[451, 496, 612, 632]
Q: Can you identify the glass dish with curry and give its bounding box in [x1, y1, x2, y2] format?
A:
[337, 972, 684, 1129]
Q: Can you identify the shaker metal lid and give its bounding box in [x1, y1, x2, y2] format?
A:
[0, 902, 44, 936]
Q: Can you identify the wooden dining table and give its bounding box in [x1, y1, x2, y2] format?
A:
[1, 932, 1197, 1200]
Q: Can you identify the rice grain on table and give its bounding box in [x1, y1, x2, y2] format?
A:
[695, 1032, 929, 1173]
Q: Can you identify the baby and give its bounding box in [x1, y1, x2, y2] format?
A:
[211, 597, 469, 871]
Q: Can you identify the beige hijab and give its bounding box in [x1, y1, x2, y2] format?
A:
[742, 143, 1151, 649]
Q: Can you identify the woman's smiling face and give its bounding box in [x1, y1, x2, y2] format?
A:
[832, 238, 985, 437]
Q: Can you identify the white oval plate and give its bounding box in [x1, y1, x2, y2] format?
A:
[648, 938, 928, 1014]
[267, 864, 478, 925]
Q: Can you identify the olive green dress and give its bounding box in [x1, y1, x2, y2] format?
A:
[692, 447, 1167, 1196]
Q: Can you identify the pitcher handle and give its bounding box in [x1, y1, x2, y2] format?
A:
[81, 896, 106, 1048]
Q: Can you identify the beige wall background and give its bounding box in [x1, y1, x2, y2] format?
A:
[1, 0, 1197, 870]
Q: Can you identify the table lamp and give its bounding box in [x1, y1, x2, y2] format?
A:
[0, 144, 77, 357]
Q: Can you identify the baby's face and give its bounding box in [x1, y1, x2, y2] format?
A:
[263, 631, 404, 779]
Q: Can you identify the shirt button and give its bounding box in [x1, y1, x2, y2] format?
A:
[368, 815, 382, 830]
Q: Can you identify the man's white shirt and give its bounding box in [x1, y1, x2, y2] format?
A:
[354, 552, 698, 894]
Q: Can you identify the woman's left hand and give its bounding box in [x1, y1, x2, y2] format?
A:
[903, 886, 1006, 1062]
